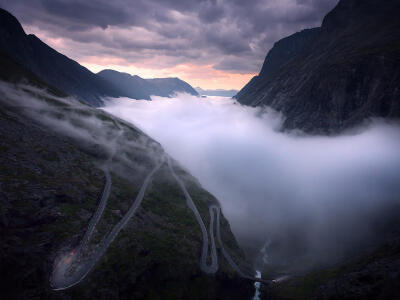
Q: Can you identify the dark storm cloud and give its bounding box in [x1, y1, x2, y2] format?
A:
[41, 0, 131, 29]
[0, 0, 339, 73]
[214, 56, 260, 74]
[198, 1, 225, 23]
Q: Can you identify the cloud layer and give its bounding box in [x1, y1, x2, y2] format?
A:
[0, 0, 339, 88]
[104, 94, 400, 271]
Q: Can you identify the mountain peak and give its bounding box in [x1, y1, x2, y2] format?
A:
[0, 8, 26, 37]
[321, 0, 400, 33]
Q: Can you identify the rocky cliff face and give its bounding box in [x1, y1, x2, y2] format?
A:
[236, 0, 400, 134]
[235, 28, 320, 103]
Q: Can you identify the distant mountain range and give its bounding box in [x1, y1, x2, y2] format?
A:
[0, 8, 120, 106]
[0, 8, 197, 106]
[195, 87, 238, 97]
[98, 69, 198, 100]
[236, 0, 400, 134]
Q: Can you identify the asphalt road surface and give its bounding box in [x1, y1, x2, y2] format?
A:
[51, 156, 164, 290]
[51, 153, 269, 291]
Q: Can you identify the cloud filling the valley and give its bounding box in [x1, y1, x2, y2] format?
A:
[104, 94, 400, 270]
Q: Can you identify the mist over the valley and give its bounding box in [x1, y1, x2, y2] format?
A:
[3, 79, 399, 273]
[0, 81, 163, 181]
[104, 94, 400, 272]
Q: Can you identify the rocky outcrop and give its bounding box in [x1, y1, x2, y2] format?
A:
[236, 0, 400, 134]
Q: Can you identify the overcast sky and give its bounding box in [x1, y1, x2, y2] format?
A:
[0, 0, 339, 89]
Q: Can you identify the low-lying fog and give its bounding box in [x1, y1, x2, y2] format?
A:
[105, 94, 400, 271]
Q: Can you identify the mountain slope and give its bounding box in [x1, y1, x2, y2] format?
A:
[0, 48, 67, 97]
[268, 236, 400, 300]
[98, 69, 199, 100]
[0, 8, 121, 106]
[97, 69, 157, 100]
[0, 78, 252, 299]
[236, 0, 400, 134]
[146, 77, 199, 97]
[234, 28, 320, 102]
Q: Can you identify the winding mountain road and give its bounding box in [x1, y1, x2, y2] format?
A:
[78, 128, 123, 254]
[52, 151, 269, 291]
[51, 154, 164, 291]
[77, 168, 112, 256]
[168, 157, 270, 284]
[211, 204, 270, 284]
[167, 156, 218, 273]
